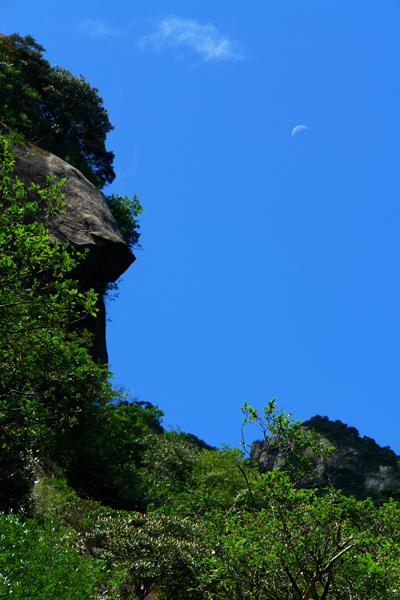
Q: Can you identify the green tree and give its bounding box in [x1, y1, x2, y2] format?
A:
[0, 512, 105, 599]
[191, 403, 400, 599]
[138, 429, 203, 511]
[0, 132, 111, 509]
[0, 33, 115, 188]
[105, 193, 144, 251]
[195, 484, 400, 599]
[49, 396, 164, 511]
[145, 443, 260, 517]
[0, 34, 143, 250]
[87, 510, 206, 600]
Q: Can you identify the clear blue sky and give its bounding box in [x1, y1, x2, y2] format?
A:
[3, 1, 400, 451]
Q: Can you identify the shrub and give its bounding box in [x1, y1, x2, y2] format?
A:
[0, 512, 105, 599]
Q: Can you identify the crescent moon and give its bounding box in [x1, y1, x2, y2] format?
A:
[291, 125, 308, 137]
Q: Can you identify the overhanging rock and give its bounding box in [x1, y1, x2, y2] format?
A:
[13, 142, 135, 363]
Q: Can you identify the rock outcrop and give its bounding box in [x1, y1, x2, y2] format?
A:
[12, 142, 135, 363]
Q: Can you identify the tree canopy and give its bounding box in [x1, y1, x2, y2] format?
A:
[0, 33, 115, 188]
[0, 33, 143, 253]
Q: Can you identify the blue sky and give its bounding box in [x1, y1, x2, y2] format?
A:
[3, 1, 400, 451]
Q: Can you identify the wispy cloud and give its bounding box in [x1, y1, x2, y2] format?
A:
[79, 20, 123, 38]
[140, 17, 244, 62]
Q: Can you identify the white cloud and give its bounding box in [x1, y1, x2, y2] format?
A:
[140, 17, 244, 62]
[79, 20, 122, 37]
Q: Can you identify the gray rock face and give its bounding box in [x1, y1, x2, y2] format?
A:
[250, 439, 285, 470]
[364, 466, 399, 492]
[13, 142, 135, 363]
[13, 143, 135, 288]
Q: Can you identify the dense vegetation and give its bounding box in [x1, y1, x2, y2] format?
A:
[303, 415, 400, 502]
[0, 132, 113, 511]
[304, 415, 397, 469]
[2, 39, 400, 597]
[0, 33, 143, 251]
[0, 33, 114, 188]
[3, 375, 400, 599]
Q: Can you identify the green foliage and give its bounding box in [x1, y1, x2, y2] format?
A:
[105, 193, 143, 250]
[184, 404, 400, 599]
[0, 33, 143, 252]
[241, 399, 334, 485]
[0, 132, 110, 447]
[178, 446, 257, 515]
[138, 429, 203, 512]
[0, 512, 105, 599]
[47, 395, 164, 511]
[34, 477, 80, 518]
[137, 435, 258, 517]
[34, 477, 206, 600]
[0, 33, 115, 188]
[8, 404, 400, 599]
[34, 477, 113, 534]
[304, 415, 400, 501]
[195, 484, 400, 599]
[87, 510, 205, 600]
[0, 131, 111, 510]
[49, 410, 246, 517]
[305, 415, 398, 469]
[0, 447, 36, 513]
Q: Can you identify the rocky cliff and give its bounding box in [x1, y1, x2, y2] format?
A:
[12, 141, 135, 363]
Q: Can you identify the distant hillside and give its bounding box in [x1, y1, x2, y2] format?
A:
[303, 415, 400, 502]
